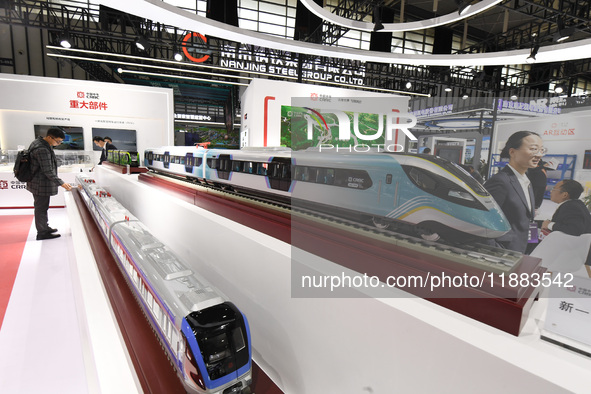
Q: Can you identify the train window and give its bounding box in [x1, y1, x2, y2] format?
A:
[315, 168, 335, 185]
[407, 168, 437, 192]
[179, 157, 185, 164]
[232, 328, 246, 352]
[294, 166, 306, 181]
[233, 161, 243, 172]
[245, 162, 253, 174]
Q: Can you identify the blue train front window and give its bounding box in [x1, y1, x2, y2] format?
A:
[186, 302, 249, 381]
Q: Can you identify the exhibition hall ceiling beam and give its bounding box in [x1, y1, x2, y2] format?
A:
[2, 0, 591, 96]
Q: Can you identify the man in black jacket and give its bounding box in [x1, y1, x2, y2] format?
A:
[542, 179, 591, 236]
[27, 128, 73, 240]
[93, 136, 117, 165]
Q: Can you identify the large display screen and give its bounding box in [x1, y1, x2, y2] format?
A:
[34, 125, 84, 150]
[91, 128, 137, 152]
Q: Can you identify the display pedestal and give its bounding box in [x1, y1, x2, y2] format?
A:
[101, 161, 149, 174]
[138, 172, 543, 336]
[96, 166, 591, 394]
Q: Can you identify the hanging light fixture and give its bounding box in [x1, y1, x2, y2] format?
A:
[173, 46, 183, 61]
[59, 32, 72, 49]
[455, 0, 472, 16]
[554, 17, 575, 43]
[554, 83, 566, 94]
[373, 6, 384, 32]
[525, 43, 539, 64]
[135, 35, 150, 51]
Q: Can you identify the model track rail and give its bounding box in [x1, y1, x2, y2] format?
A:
[148, 170, 522, 274]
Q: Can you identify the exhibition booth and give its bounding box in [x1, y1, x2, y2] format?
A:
[1, 74, 591, 393]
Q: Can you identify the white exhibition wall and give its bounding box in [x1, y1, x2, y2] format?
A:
[493, 110, 591, 187]
[0, 73, 174, 161]
[240, 78, 410, 148]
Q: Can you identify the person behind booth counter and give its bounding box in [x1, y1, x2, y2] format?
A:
[527, 159, 550, 210]
[93, 136, 117, 165]
[542, 180, 591, 236]
[26, 127, 73, 240]
[484, 131, 545, 253]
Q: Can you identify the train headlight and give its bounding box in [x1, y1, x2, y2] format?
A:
[448, 190, 475, 201]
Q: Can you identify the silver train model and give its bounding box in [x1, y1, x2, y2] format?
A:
[143, 147, 511, 242]
[76, 174, 252, 394]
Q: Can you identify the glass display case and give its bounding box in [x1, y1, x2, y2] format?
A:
[0, 149, 95, 173]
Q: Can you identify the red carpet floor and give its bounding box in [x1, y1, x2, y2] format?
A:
[0, 215, 33, 329]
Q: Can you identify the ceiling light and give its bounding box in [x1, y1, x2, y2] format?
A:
[373, 6, 384, 32]
[135, 36, 150, 51]
[510, 93, 518, 100]
[554, 83, 566, 94]
[554, 17, 575, 43]
[405, 81, 412, 89]
[444, 86, 452, 92]
[455, 0, 472, 16]
[174, 52, 183, 61]
[526, 44, 539, 64]
[461, 91, 469, 99]
[59, 32, 72, 49]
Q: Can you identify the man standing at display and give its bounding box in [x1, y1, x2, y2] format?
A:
[484, 131, 545, 253]
[93, 136, 117, 165]
[542, 179, 591, 236]
[26, 127, 73, 240]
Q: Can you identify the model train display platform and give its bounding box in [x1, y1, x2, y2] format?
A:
[92, 166, 590, 394]
[136, 171, 544, 336]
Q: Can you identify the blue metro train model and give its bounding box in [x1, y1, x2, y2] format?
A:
[143, 147, 510, 242]
[76, 174, 252, 394]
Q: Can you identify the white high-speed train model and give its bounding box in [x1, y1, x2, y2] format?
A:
[143, 147, 510, 241]
[76, 174, 252, 394]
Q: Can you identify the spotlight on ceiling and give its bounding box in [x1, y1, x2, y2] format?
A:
[510, 93, 518, 100]
[173, 49, 183, 62]
[554, 83, 566, 94]
[59, 32, 72, 49]
[455, 0, 472, 16]
[554, 17, 575, 43]
[461, 91, 469, 100]
[405, 81, 412, 89]
[373, 6, 384, 32]
[135, 35, 150, 51]
[444, 86, 452, 93]
[526, 44, 539, 64]
[116, 67, 123, 74]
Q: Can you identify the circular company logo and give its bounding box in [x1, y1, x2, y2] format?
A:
[181, 32, 210, 63]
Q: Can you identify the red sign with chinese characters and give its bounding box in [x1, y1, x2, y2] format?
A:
[69, 91, 108, 111]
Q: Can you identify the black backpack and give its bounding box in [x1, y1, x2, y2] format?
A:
[13, 147, 37, 182]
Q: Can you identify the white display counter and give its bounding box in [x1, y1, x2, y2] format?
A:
[0, 167, 90, 208]
[95, 166, 591, 394]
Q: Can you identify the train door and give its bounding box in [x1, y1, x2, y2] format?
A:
[163, 151, 170, 169]
[145, 151, 153, 166]
[185, 152, 194, 174]
[216, 154, 231, 180]
[268, 157, 292, 191]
